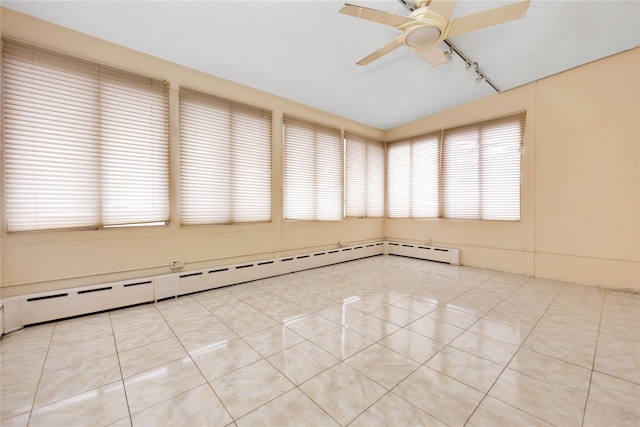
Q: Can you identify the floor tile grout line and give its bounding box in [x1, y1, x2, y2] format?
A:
[207, 337, 335, 423]
[460, 278, 568, 426]
[22, 320, 57, 425]
[286, 338, 377, 422]
[293, 382, 347, 427]
[581, 287, 608, 426]
[21, 318, 126, 421]
[373, 271, 511, 426]
[589, 369, 640, 387]
[138, 270, 604, 424]
[109, 309, 134, 425]
[229, 292, 416, 425]
[276, 264, 580, 424]
[508, 346, 593, 381]
[154, 297, 237, 424]
[256, 348, 343, 423]
[228, 385, 295, 424]
[316, 300, 467, 426]
[191, 285, 351, 424]
[110, 303, 207, 398]
[2, 257, 637, 426]
[402, 269, 529, 340]
[342, 341, 422, 390]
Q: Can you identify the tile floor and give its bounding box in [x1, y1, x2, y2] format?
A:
[1, 255, 639, 426]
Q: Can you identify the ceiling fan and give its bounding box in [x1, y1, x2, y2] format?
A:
[340, 0, 530, 67]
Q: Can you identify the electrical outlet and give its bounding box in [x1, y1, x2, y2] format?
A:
[424, 238, 432, 244]
[170, 260, 184, 269]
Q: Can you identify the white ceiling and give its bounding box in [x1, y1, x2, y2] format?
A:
[3, 0, 639, 129]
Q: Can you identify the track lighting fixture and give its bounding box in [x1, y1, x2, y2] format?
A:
[440, 39, 500, 92]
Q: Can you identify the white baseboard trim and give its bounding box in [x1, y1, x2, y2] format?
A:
[1, 241, 461, 334]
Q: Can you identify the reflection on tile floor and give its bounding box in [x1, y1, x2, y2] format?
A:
[1, 255, 639, 426]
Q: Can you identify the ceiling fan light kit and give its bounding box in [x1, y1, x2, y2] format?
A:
[404, 26, 441, 48]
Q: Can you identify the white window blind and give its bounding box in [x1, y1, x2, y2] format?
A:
[443, 113, 524, 220]
[179, 88, 272, 225]
[283, 116, 343, 221]
[442, 127, 480, 219]
[3, 39, 169, 232]
[387, 133, 440, 218]
[345, 132, 384, 218]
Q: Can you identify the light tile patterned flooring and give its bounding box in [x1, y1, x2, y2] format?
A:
[1, 255, 639, 426]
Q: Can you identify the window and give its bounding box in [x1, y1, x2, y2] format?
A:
[3, 39, 169, 232]
[442, 114, 524, 220]
[387, 133, 440, 218]
[179, 88, 272, 225]
[345, 132, 384, 218]
[283, 116, 342, 221]
[386, 113, 524, 220]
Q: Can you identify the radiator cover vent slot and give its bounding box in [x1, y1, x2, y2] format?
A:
[385, 242, 460, 265]
[1, 241, 459, 334]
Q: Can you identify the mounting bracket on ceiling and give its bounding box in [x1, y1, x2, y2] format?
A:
[396, 0, 419, 12]
[396, 0, 501, 93]
[443, 40, 500, 92]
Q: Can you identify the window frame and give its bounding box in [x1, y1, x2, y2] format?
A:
[344, 131, 385, 219]
[386, 132, 441, 219]
[282, 116, 344, 222]
[386, 112, 525, 221]
[179, 87, 273, 226]
[2, 38, 170, 233]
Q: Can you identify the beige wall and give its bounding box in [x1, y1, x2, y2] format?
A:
[533, 49, 639, 290]
[1, 9, 638, 297]
[0, 9, 385, 298]
[387, 48, 640, 291]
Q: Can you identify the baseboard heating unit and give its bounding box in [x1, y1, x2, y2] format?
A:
[385, 242, 461, 266]
[2, 242, 385, 333]
[1, 241, 460, 334]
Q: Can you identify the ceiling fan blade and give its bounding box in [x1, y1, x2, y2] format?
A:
[357, 37, 403, 66]
[446, 0, 530, 38]
[414, 43, 448, 67]
[426, 0, 457, 19]
[340, 3, 414, 28]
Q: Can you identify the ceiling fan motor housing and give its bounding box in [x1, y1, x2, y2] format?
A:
[405, 26, 441, 48]
[401, 8, 449, 48]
